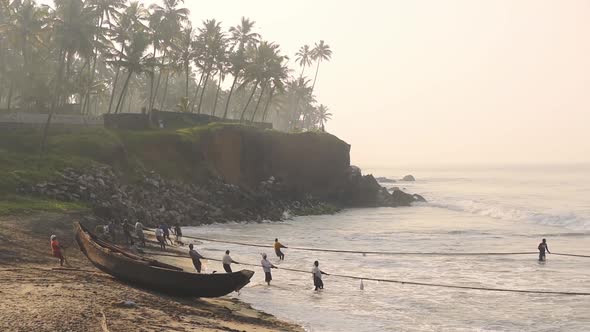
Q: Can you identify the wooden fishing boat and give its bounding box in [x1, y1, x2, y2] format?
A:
[74, 222, 254, 297]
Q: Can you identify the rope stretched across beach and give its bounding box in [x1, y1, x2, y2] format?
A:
[149, 230, 589, 257]
[146, 251, 590, 296]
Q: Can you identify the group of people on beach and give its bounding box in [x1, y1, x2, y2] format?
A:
[184, 236, 328, 290]
[154, 223, 182, 248]
[49, 222, 551, 292]
[97, 219, 183, 250]
[99, 219, 147, 247]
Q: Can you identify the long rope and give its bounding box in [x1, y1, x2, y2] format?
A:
[145, 251, 590, 296]
[553, 253, 590, 258]
[170, 233, 586, 257]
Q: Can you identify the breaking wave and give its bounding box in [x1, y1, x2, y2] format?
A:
[423, 198, 590, 231]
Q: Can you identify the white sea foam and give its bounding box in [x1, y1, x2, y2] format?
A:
[424, 199, 590, 231]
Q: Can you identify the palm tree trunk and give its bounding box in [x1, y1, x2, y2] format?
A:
[6, 81, 13, 111]
[196, 70, 211, 114]
[250, 85, 266, 122]
[150, 49, 167, 111]
[222, 73, 239, 119]
[262, 86, 275, 122]
[300, 64, 306, 78]
[107, 44, 125, 114]
[240, 82, 258, 122]
[115, 70, 133, 115]
[107, 66, 121, 113]
[82, 55, 97, 114]
[211, 71, 223, 117]
[127, 91, 133, 113]
[190, 72, 205, 113]
[311, 60, 321, 93]
[83, 15, 103, 115]
[147, 42, 159, 113]
[185, 63, 190, 98]
[301, 109, 309, 129]
[159, 69, 171, 111]
[40, 48, 66, 167]
[77, 57, 90, 113]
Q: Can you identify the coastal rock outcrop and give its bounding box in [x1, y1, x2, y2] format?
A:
[401, 175, 416, 181]
[339, 172, 424, 207]
[375, 177, 396, 183]
[19, 166, 335, 225]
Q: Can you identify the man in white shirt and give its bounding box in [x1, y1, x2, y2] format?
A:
[134, 221, 145, 246]
[155, 227, 165, 249]
[261, 253, 276, 286]
[312, 260, 328, 291]
[222, 250, 238, 273]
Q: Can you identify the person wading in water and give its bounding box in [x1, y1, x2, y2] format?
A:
[538, 238, 550, 261]
[261, 253, 277, 285]
[312, 260, 329, 291]
[274, 238, 287, 261]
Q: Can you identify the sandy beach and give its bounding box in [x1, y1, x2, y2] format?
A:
[0, 213, 302, 332]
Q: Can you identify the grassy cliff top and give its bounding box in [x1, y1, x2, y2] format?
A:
[0, 123, 345, 214]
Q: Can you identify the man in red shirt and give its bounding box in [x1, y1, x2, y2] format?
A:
[50, 235, 65, 266]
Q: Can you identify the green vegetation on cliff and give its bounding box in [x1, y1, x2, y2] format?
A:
[0, 124, 349, 214]
[0, 195, 87, 216]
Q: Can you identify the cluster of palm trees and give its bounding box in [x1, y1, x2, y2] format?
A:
[0, 0, 333, 132]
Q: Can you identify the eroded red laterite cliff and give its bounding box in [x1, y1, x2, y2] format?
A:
[199, 125, 351, 201]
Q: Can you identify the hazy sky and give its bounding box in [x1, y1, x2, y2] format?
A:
[177, 0, 590, 167]
[44, 0, 590, 166]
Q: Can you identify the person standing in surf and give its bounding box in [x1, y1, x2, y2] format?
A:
[261, 253, 277, 285]
[538, 238, 550, 261]
[312, 260, 329, 291]
[274, 238, 287, 261]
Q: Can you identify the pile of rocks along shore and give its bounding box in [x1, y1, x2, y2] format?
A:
[19, 166, 333, 226]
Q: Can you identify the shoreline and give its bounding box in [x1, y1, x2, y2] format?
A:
[0, 212, 303, 332]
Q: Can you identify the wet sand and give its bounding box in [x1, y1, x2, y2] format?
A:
[0, 213, 302, 332]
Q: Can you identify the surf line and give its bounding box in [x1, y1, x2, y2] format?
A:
[165, 232, 590, 257]
[146, 252, 590, 296]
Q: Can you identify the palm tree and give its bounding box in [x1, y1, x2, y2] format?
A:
[177, 23, 195, 98]
[158, 48, 182, 111]
[0, 0, 48, 110]
[195, 18, 225, 114]
[51, 0, 96, 107]
[261, 56, 289, 122]
[40, 0, 96, 163]
[282, 77, 314, 130]
[211, 54, 228, 116]
[147, 0, 189, 113]
[81, 0, 125, 114]
[316, 104, 331, 131]
[106, 0, 147, 114]
[239, 41, 278, 122]
[310, 40, 332, 94]
[250, 44, 287, 122]
[223, 17, 259, 119]
[295, 44, 312, 78]
[110, 27, 151, 114]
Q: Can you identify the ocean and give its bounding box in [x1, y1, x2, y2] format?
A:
[184, 164, 590, 331]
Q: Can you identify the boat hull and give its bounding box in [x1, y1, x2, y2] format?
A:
[75, 223, 254, 298]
